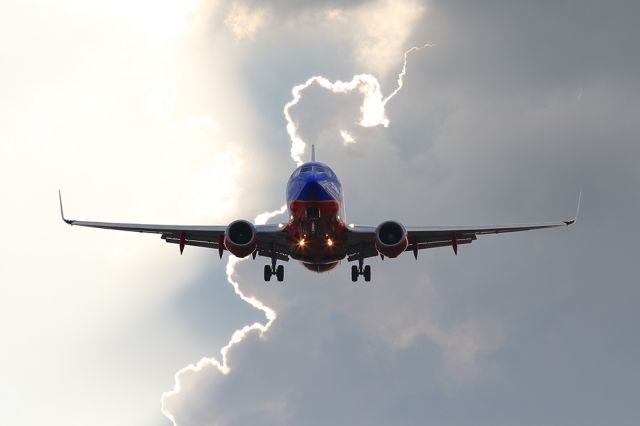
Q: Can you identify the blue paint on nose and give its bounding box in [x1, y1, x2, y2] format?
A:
[298, 178, 333, 201]
[286, 162, 343, 202]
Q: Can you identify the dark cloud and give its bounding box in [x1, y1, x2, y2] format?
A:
[417, 0, 640, 95]
[162, 0, 640, 425]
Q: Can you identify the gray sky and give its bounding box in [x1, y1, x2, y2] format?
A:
[1, 0, 639, 425]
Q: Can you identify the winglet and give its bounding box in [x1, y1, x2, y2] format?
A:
[563, 191, 581, 226]
[58, 190, 73, 225]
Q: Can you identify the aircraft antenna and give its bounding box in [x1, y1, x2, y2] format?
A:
[311, 144, 315, 162]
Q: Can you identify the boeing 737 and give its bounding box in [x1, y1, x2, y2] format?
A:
[59, 146, 579, 282]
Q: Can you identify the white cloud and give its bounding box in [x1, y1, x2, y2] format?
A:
[350, 0, 426, 76]
[283, 43, 430, 163]
[225, 0, 270, 41]
[0, 0, 258, 424]
[340, 129, 356, 144]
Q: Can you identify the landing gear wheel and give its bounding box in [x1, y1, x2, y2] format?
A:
[264, 265, 272, 282]
[351, 265, 359, 282]
[363, 265, 371, 282]
[276, 265, 284, 282]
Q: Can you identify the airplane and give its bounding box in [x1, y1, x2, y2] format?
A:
[59, 145, 579, 282]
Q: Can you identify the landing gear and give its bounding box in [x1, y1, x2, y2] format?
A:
[276, 265, 284, 282]
[351, 259, 372, 282]
[363, 265, 371, 282]
[264, 264, 285, 282]
[264, 265, 272, 282]
[264, 250, 285, 282]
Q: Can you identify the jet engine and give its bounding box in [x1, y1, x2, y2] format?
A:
[224, 220, 257, 258]
[374, 220, 408, 258]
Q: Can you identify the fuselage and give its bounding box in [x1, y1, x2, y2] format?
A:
[285, 162, 346, 272]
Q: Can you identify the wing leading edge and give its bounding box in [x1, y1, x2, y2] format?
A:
[346, 193, 581, 261]
[58, 191, 288, 259]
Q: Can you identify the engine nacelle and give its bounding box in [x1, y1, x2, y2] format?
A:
[374, 220, 408, 258]
[224, 220, 257, 258]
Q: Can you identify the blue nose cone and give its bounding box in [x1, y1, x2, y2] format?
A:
[287, 164, 342, 202]
[298, 178, 333, 201]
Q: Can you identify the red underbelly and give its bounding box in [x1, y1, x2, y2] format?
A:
[287, 200, 347, 263]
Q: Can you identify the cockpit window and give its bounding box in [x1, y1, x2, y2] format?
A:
[299, 165, 330, 174]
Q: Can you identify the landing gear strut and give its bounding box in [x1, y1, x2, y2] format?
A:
[351, 258, 371, 282]
[264, 249, 284, 282]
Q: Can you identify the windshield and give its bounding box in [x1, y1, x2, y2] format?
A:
[300, 165, 329, 174]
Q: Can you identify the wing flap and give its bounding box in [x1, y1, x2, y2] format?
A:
[406, 237, 475, 251]
[163, 237, 220, 250]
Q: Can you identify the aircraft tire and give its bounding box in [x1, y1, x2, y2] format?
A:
[363, 265, 371, 282]
[264, 265, 272, 282]
[276, 265, 284, 282]
[351, 265, 358, 282]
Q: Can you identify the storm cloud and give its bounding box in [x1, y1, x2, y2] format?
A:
[163, 1, 640, 425]
[1, 0, 639, 425]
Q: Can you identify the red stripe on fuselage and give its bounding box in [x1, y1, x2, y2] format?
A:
[287, 200, 347, 263]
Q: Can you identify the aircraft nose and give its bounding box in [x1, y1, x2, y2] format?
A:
[299, 179, 328, 201]
[298, 173, 341, 201]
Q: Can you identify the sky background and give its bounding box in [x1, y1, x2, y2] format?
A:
[1, 0, 639, 425]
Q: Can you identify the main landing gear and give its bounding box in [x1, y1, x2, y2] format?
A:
[264, 264, 284, 282]
[351, 258, 371, 282]
[264, 253, 284, 282]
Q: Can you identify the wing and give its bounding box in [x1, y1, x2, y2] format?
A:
[345, 194, 580, 261]
[59, 191, 289, 259]
[345, 222, 573, 261]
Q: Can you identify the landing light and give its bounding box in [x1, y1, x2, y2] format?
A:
[298, 238, 306, 247]
[327, 238, 333, 247]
